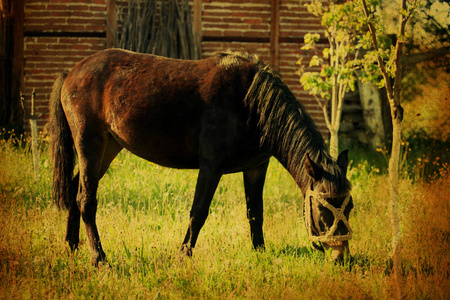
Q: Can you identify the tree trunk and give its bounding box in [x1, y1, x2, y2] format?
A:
[360, 0, 409, 297]
[329, 128, 339, 159]
[389, 112, 404, 300]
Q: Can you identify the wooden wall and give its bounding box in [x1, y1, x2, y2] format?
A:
[17, 0, 327, 134]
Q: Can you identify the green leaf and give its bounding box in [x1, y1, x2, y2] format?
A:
[322, 48, 330, 59]
[301, 44, 315, 50]
[309, 55, 322, 67]
[304, 33, 320, 44]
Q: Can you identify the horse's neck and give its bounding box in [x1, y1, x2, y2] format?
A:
[244, 66, 327, 194]
[268, 118, 326, 195]
[275, 146, 323, 195]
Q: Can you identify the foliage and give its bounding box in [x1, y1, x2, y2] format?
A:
[388, 0, 450, 51]
[297, 0, 365, 157]
[298, 0, 363, 98]
[359, 0, 421, 298]
[297, 0, 447, 117]
[0, 138, 449, 299]
[358, 0, 421, 83]
[0, 127, 25, 147]
[358, 0, 450, 102]
[401, 130, 450, 181]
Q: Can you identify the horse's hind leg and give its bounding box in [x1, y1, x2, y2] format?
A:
[74, 133, 122, 265]
[65, 173, 80, 251]
[65, 135, 122, 256]
[243, 160, 269, 250]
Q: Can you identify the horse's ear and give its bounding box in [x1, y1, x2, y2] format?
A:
[305, 153, 323, 182]
[337, 150, 349, 173]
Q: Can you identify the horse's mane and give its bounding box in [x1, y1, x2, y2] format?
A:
[214, 50, 263, 70]
[213, 51, 351, 194]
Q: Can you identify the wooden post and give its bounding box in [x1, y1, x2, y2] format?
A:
[193, 0, 202, 58]
[21, 90, 42, 179]
[106, 0, 116, 48]
[270, 0, 280, 67]
[29, 90, 40, 178]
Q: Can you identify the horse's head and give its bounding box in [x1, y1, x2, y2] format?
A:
[303, 150, 353, 261]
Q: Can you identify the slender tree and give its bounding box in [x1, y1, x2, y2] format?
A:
[301, 0, 420, 297]
[297, 0, 363, 158]
[359, 0, 419, 298]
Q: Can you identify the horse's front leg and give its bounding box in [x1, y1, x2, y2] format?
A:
[181, 166, 222, 256]
[243, 161, 269, 250]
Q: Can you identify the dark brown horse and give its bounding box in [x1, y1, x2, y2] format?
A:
[49, 49, 353, 265]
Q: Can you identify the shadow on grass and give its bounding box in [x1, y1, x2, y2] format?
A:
[273, 244, 321, 259]
[273, 244, 377, 272]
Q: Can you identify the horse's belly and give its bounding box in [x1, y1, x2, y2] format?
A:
[134, 141, 200, 169]
[110, 126, 268, 172]
[110, 126, 200, 169]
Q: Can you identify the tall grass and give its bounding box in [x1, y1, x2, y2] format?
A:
[0, 135, 448, 299]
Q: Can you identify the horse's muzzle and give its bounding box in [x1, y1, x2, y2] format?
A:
[304, 189, 353, 260]
[321, 240, 350, 261]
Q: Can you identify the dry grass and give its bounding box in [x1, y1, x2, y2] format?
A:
[0, 138, 449, 299]
[400, 172, 450, 298]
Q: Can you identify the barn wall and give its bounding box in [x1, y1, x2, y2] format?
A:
[23, 0, 328, 135]
[23, 0, 106, 130]
[200, 0, 327, 133]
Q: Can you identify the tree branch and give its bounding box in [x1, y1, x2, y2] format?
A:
[360, 0, 395, 104]
[392, 0, 409, 121]
[315, 95, 333, 131]
[401, 46, 450, 66]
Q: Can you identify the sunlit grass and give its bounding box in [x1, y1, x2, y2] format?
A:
[0, 135, 448, 299]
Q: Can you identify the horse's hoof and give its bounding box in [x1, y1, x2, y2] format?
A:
[65, 241, 79, 254]
[180, 245, 193, 257]
[253, 244, 266, 252]
[92, 252, 108, 267]
[97, 260, 112, 269]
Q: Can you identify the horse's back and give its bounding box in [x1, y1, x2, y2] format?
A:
[60, 49, 263, 170]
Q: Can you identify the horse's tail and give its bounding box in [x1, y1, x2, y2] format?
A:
[49, 72, 74, 210]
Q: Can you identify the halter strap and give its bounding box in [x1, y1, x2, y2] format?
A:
[304, 189, 353, 243]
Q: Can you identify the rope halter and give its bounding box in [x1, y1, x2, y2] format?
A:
[304, 187, 353, 244]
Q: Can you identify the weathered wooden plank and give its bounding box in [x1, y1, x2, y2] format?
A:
[106, 0, 116, 48]
[11, 0, 24, 126]
[270, 0, 279, 67]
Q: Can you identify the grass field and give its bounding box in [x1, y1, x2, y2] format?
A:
[0, 136, 449, 299]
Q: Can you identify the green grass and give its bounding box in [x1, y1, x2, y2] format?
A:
[0, 137, 449, 299]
